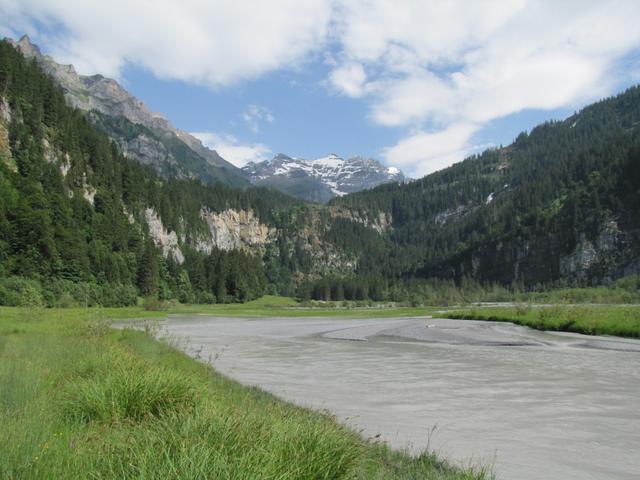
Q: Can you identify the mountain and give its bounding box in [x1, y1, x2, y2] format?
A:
[8, 35, 248, 188]
[2, 35, 640, 308]
[0, 38, 370, 306]
[243, 153, 406, 202]
[329, 86, 640, 290]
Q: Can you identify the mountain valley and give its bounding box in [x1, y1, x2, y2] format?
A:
[1, 36, 639, 306]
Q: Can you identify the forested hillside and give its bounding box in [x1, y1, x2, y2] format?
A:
[0, 40, 307, 306]
[2, 36, 640, 307]
[11, 35, 250, 189]
[328, 86, 640, 292]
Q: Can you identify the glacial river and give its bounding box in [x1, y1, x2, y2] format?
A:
[155, 315, 640, 480]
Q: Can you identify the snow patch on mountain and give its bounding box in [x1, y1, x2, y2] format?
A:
[243, 153, 406, 201]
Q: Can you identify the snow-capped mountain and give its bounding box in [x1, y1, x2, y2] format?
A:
[243, 154, 406, 203]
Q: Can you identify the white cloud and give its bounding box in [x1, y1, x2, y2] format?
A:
[0, 0, 332, 84]
[331, 0, 640, 174]
[329, 62, 367, 97]
[370, 70, 457, 126]
[242, 104, 274, 133]
[3, 0, 640, 175]
[191, 132, 271, 167]
[382, 123, 478, 177]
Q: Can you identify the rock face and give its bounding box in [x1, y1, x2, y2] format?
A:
[145, 208, 185, 264]
[329, 206, 392, 234]
[430, 216, 636, 287]
[116, 131, 172, 168]
[143, 207, 277, 263]
[559, 220, 623, 282]
[10, 35, 248, 187]
[197, 208, 275, 253]
[0, 97, 13, 169]
[243, 153, 406, 202]
[141, 203, 365, 277]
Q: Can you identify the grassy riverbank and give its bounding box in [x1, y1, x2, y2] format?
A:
[145, 295, 443, 318]
[162, 296, 640, 338]
[444, 304, 640, 338]
[0, 307, 490, 480]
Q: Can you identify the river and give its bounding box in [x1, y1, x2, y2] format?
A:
[155, 315, 640, 479]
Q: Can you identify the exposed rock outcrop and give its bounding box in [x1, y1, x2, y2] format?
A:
[329, 206, 392, 233]
[197, 208, 275, 253]
[145, 208, 185, 264]
[560, 220, 622, 281]
[0, 95, 10, 124]
[9, 35, 247, 187]
[0, 97, 13, 170]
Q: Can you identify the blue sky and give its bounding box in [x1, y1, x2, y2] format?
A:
[121, 59, 403, 163]
[2, 1, 640, 177]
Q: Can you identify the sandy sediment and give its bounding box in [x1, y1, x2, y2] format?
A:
[321, 318, 640, 352]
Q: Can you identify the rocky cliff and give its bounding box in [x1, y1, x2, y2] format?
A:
[428, 216, 639, 287]
[197, 208, 275, 254]
[9, 35, 248, 187]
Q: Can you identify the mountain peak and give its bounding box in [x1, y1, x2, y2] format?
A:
[242, 153, 405, 202]
[273, 153, 294, 162]
[13, 34, 42, 58]
[310, 154, 345, 168]
[9, 35, 248, 187]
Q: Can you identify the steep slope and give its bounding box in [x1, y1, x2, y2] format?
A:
[243, 153, 406, 202]
[3, 33, 639, 307]
[0, 39, 366, 306]
[331, 86, 640, 287]
[9, 35, 248, 187]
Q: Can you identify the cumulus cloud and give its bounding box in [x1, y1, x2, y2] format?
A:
[3, 0, 640, 176]
[242, 104, 275, 133]
[329, 62, 367, 97]
[382, 124, 479, 177]
[331, 0, 640, 175]
[191, 132, 271, 167]
[0, 0, 332, 84]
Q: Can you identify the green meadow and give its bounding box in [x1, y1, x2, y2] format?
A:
[0, 305, 490, 480]
[3, 297, 638, 479]
[445, 304, 640, 338]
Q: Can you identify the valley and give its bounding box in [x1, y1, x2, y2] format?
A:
[2, 11, 640, 480]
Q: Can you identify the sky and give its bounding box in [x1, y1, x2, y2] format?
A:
[2, 1, 640, 178]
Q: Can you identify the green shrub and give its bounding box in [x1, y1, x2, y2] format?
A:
[195, 290, 216, 304]
[56, 292, 77, 308]
[143, 296, 169, 311]
[614, 275, 640, 292]
[0, 276, 44, 306]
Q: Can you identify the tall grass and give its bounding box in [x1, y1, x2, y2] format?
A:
[62, 361, 196, 423]
[0, 307, 491, 479]
[446, 305, 640, 338]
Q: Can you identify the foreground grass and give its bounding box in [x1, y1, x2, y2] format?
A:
[0, 307, 490, 479]
[445, 304, 640, 338]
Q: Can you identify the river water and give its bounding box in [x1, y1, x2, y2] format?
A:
[156, 315, 640, 479]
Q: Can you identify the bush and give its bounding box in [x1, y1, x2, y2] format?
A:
[144, 296, 169, 311]
[0, 276, 44, 306]
[195, 290, 216, 304]
[56, 292, 77, 308]
[40, 279, 138, 307]
[614, 275, 640, 292]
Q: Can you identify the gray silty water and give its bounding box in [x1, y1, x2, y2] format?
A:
[157, 316, 640, 480]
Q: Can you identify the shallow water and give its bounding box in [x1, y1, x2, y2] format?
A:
[158, 316, 640, 479]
